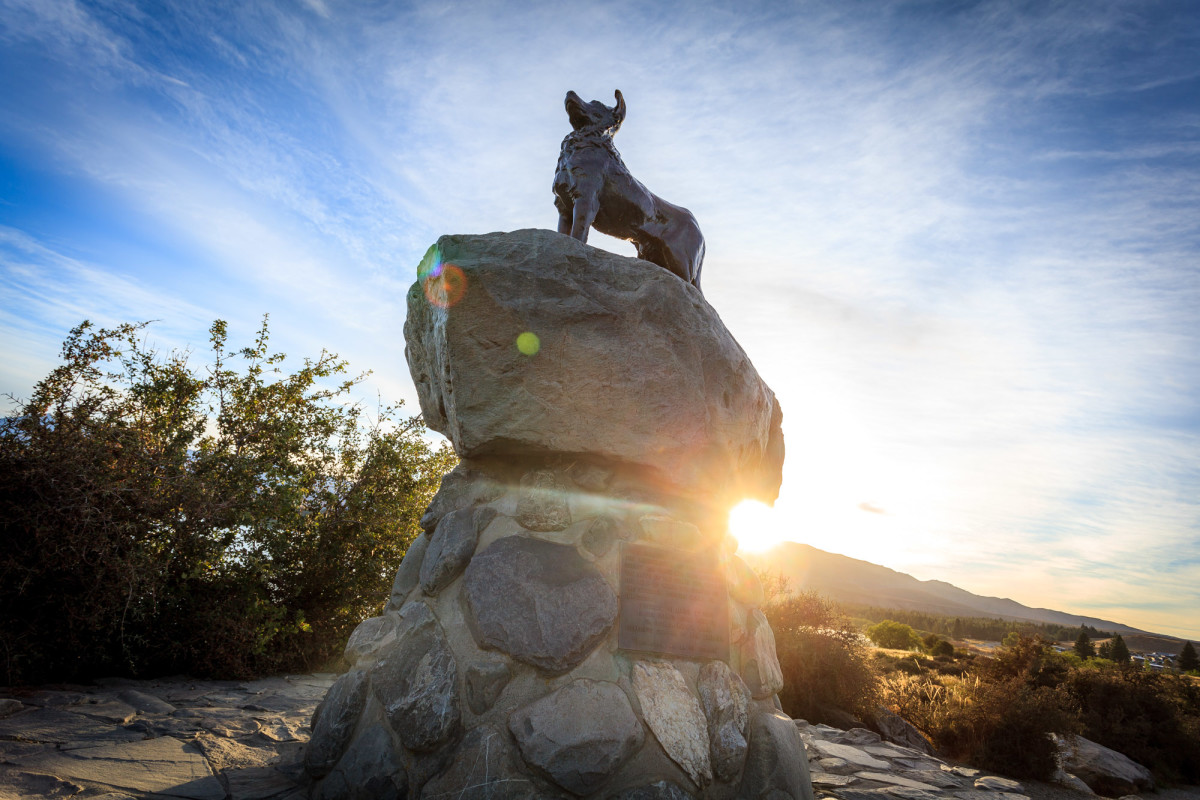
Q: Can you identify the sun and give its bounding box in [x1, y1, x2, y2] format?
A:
[728, 499, 788, 553]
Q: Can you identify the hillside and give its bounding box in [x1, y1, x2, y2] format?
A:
[741, 541, 1167, 639]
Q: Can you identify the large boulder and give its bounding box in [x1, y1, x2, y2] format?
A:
[1054, 734, 1154, 796]
[404, 229, 783, 504]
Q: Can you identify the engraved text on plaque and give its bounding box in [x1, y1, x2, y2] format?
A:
[618, 543, 730, 660]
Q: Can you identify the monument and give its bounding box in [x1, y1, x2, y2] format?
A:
[303, 92, 811, 799]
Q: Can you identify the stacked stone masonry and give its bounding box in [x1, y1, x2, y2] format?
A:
[305, 230, 804, 798]
[305, 457, 812, 799]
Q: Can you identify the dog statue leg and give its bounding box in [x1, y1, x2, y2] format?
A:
[557, 210, 572, 235]
[569, 181, 602, 243]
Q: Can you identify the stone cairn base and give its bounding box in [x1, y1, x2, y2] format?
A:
[303, 230, 813, 799]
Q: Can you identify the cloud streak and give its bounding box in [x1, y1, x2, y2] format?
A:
[1, 0, 1198, 637]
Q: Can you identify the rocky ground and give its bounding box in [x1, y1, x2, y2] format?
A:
[1, 674, 1197, 800]
[0, 674, 333, 800]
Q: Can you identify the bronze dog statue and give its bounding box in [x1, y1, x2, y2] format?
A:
[553, 90, 705, 291]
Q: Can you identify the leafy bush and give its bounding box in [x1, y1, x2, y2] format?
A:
[866, 619, 921, 650]
[0, 319, 454, 682]
[1062, 665, 1200, 783]
[765, 590, 880, 724]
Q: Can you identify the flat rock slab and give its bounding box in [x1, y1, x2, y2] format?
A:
[405, 229, 784, 503]
[855, 771, 941, 791]
[23, 736, 224, 799]
[0, 768, 84, 799]
[0, 707, 145, 747]
[973, 776, 1024, 792]
[811, 740, 890, 770]
[632, 661, 711, 787]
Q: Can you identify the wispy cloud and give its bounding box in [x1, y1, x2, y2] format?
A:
[1, 0, 1197, 636]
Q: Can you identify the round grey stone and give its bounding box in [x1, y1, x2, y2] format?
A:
[419, 725, 536, 799]
[698, 660, 751, 782]
[508, 679, 643, 796]
[464, 536, 617, 672]
[515, 469, 572, 531]
[316, 723, 406, 800]
[304, 669, 368, 777]
[738, 709, 814, 800]
[386, 533, 428, 611]
[369, 612, 460, 752]
[420, 505, 497, 595]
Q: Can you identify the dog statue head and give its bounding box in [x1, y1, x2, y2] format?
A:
[564, 90, 626, 135]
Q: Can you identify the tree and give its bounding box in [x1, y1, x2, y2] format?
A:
[866, 620, 922, 650]
[1178, 641, 1199, 672]
[1110, 634, 1131, 665]
[1097, 640, 1113, 660]
[0, 318, 455, 683]
[1074, 630, 1095, 659]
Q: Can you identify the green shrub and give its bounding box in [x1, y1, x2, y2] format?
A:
[866, 619, 922, 650]
[0, 318, 455, 682]
[766, 591, 880, 724]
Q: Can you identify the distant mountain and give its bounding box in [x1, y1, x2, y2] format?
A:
[741, 541, 1162, 638]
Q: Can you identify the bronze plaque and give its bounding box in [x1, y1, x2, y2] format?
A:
[618, 543, 730, 660]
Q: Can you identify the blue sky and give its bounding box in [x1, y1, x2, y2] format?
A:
[2, 0, 1198, 639]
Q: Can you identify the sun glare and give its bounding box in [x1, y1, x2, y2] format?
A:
[728, 500, 788, 553]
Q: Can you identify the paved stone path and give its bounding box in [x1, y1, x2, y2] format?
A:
[0, 674, 334, 800]
[0, 672, 1165, 800]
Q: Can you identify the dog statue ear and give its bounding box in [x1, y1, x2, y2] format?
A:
[613, 90, 626, 128]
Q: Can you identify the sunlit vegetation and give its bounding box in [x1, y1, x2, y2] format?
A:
[0, 318, 455, 683]
[764, 589, 880, 725]
[841, 602, 1115, 644]
[765, 584, 1200, 783]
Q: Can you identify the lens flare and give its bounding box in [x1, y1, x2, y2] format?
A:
[516, 331, 540, 356]
[423, 264, 466, 308]
[418, 244, 467, 308]
[728, 499, 786, 553]
[416, 244, 442, 280]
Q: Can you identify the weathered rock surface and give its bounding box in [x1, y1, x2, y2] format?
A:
[515, 469, 572, 531]
[386, 532, 427, 611]
[581, 515, 618, 557]
[632, 661, 712, 788]
[369, 610, 460, 752]
[343, 616, 398, 666]
[304, 670, 368, 777]
[613, 780, 697, 799]
[508, 679, 644, 795]
[420, 505, 496, 595]
[726, 556, 765, 608]
[464, 659, 512, 715]
[872, 707, 933, 756]
[418, 725, 538, 799]
[419, 463, 503, 533]
[115, 689, 175, 716]
[316, 723, 406, 800]
[22, 733, 226, 799]
[740, 710, 814, 800]
[698, 661, 752, 782]
[463, 535, 617, 672]
[741, 609, 785, 700]
[1054, 734, 1155, 796]
[404, 229, 784, 504]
